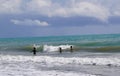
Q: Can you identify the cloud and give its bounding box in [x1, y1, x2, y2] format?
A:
[0, 0, 22, 14]
[113, 10, 120, 16]
[0, 0, 120, 21]
[52, 2, 109, 21]
[11, 19, 49, 26]
[26, 0, 109, 21]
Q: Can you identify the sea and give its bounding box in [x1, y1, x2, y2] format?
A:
[0, 34, 120, 76]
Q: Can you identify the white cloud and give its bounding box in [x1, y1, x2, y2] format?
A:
[52, 2, 109, 21]
[26, 0, 110, 21]
[113, 8, 120, 16]
[114, 12, 120, 16]
[11, 19, 49, 26]
[0, 0, 22, 14]
[0, 0, 120, 21]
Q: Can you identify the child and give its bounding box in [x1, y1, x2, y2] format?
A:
[33, 47, 37, 55]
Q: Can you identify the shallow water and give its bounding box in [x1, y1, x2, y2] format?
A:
[0, 51, 120, 76]
[0, 34, 120, 76]
[1, 34, 120, 52]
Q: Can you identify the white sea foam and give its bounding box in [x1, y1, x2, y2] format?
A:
[0, 55, 120, 66]
[33, 44, 41, 48]
[0, 68, 94, 76]
[0, 55, 97, 76]
[1, 54, 120, 76]
[43, 45, 72, 52]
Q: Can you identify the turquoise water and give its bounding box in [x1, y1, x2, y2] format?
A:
[1, 34, 120, 76]
[0, 34, 120, 52]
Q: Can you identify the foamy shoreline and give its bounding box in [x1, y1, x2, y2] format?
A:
[0, 54, 97, 76]
[0, 55, 120, 66]
[1, 51, 120, 76]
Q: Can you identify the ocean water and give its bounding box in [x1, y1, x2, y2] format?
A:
[0, 34, 120, 76]
[0, 34, 120, 52]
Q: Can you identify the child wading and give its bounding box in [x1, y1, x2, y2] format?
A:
[70, 46, 73, 52]
[33, 47, 37, 55]
[59, 47, 62, 53]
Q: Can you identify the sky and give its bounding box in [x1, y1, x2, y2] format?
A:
[0, 0, 120, 38]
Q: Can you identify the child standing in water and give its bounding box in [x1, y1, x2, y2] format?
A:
[59, 47, 62, 53]
[70, 46, 73, 52]
[33, 47, 37, 55]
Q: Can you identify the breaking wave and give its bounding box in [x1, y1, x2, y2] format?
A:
[0, 55, 120, 67]
[1, 44, 120, 53]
